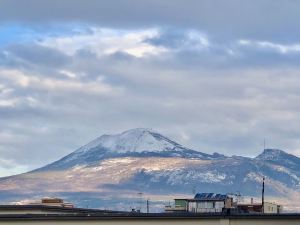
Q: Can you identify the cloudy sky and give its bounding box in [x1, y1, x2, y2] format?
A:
[1, 0, 300, 176]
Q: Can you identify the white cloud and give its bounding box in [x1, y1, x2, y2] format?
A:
[0, 99, 18, 107]
[0, 69, 122, 95]
[0, 84, 17, 107]
[238, 39, 300, 54]
[0, 158, 29, 177]
[40, 27, 167, 57]
[2, 24, 300, 176]
[59, 70, 77, 78]
[185, 30, 210, 49]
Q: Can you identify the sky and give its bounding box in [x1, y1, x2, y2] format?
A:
[1, 0, 300, 176]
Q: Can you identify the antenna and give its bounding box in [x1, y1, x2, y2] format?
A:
[262, 177, 265, 213]
[262, 138, 266, 213]
[146, 199, 150, 213]
[236, 191, 242, 204]
[227, 192, 243, 205]
[137, 192, 143, 212]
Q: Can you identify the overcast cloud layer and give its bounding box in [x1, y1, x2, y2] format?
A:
[1, 0, 300, 176]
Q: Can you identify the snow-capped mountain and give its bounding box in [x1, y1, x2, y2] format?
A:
[1, 128, 300, 211]
[38, 128, 217, 171]
[78, 128, 182, 153]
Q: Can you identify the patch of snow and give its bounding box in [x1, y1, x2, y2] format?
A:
[102, 158, 137, 164]
[271, 165, 300, 186]
[75, 128, 183, 154]
[72, 165, 86, 171]
[243, 172, 262, 183]
[148, 169, 227, 185]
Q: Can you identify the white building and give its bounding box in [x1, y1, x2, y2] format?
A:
[165, 193, 233, 213]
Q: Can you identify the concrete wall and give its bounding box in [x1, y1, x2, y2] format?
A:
[0, 218, 300, 225]
[0, 210, 51, 214]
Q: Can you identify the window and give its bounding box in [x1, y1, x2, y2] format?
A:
[206, 202, 214, 209]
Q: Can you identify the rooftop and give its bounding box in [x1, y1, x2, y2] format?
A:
[0, 204, 124, 214]
[194, 193, 229, 201]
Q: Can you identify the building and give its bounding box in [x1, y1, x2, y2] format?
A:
[165, 199, 188, 213]
[26, 197, 75, 208]
[165, 193, 233, 213]
[41, 197, 74, 208]
[19, 197, 75, 208]
[166, 192, 283, 214]
[0, 200, 295, 225]
[238, 202, 283, 214]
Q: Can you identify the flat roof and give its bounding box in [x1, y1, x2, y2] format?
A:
[174, 199, 227, 202]
[1, 213, 300, 221]
[0, 205, 123, 214]
[238, 204, 262, 206]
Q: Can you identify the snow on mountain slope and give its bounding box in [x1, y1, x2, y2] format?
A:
[76, 128, 186, 154]
[39, 128, 216, 171]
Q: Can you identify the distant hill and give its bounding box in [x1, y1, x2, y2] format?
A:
[1, 128, 300, 212]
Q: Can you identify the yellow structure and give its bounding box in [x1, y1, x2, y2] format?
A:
[264, 202, 283, 214]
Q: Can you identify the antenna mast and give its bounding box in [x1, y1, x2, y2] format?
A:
[262, 177, 265, 213]
[146, 199, 149, 213]
[262, 138, 266, 213]
[137, 192, 143, 212]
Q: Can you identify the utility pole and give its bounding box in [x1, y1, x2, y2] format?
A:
[262, 138, 266, 213]
[146, 199, 149, 213]
[137, 192, 143, 213]
[262, 177, 265, 213]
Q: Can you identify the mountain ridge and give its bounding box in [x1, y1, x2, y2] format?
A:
[38, 128, 220, 171]
[256, 148, 300, 171]
[1, 128, 300, 211]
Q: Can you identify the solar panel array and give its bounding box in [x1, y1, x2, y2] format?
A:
[194, 193, 227, 201]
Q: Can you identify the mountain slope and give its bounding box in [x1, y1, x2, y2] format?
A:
[256, 148, 300, 171]
[1, 128, 300, 211]
[38, 128, 218, 171]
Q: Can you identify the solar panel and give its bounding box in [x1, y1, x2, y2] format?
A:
[214, 194, 221, 200]
[194, 193, 228, 200]
[207, 193, 214, 199]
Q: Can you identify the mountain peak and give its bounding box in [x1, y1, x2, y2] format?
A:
[122, 127, 154, 133]
[76, 128, 181, 154]
[39, 128, 214, 171]
[256, 148, 289, 160]
[255, 148, 300, 171]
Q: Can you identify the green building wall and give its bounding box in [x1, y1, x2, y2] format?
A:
[175, 199, 187, 208]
